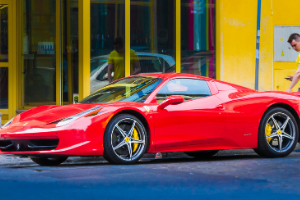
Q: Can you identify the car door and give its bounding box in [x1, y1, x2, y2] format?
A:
[152, 78, 227, 148]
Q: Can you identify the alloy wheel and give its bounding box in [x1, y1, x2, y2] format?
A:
[265, 112, 295, 153]
[110, 118, 146, 161]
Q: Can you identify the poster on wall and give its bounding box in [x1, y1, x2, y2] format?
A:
[274, 26, 300, 62]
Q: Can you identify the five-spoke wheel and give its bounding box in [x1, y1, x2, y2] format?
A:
[103, 114, 148, 164]
[255, 107, 299, 158]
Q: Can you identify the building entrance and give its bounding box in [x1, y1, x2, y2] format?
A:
[20, 0, 79, 110]
[0, 0, 17, 124]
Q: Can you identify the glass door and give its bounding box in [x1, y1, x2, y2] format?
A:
[0, 0, 9, 124]
[20, 0, 57, 108]
[20, 0, 80, 109]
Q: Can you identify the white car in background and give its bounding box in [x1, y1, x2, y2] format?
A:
[90, 52, 175, 93]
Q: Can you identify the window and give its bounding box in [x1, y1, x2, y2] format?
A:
[0, 67, 8, 108]
[156, 78, 211, 102]
[90, 1, 125, 93]
[181, 0, 215, 78]
[81, 76, 162, 103]
[21, 0, 56, 105]
[130, 0, 176, 73]
[0, 4, 8, 62]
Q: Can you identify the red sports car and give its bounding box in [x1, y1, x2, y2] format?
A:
[0, 73, 299, 165]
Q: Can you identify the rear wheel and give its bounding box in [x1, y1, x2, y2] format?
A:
[185, 150, 219, 158]
[103, 114, 148, 164]
[255, 107, 299, 158]
[30, 156, 68, 166]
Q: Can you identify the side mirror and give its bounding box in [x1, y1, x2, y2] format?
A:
[158, 95, 184, 110]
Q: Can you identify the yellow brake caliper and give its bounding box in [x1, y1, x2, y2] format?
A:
[132, 128, 139, 152]
[266, 123, 272, 143]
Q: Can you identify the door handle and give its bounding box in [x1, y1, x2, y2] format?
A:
[216, 104, 224, 110]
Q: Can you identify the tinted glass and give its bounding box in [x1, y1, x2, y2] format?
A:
[90, 0, 125, 94]
[62, 0, 78, 104]
[181, 0, 215, 78]
[0, 4, 8, 62]
[157, 78, 211, 102]
[0, 67, 8, 108]
[130, 0, 176, 74]
[81, 76, 162, 103]
[21, 0, 56, 106]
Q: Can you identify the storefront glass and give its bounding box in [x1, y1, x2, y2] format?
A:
[130, 0, 176, 74]
[90, 0, 125, 94]
[0, 67, 8, 108]
[181, 0, 215, 78]
[0, 4, 8, 62]
[21, 0, 56, 106]
[62, 0, 78, 104]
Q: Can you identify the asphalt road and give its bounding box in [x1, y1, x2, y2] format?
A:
[0, 149, 300, 200]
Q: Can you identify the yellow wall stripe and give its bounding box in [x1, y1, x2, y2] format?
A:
[176, 0, 181, 73]
[78, 0, 91, 100]
[8, 0, 17, 119]
[56, 0, 62, 105]
[215, 0, 221, 80]
[125, 0, 130, 77]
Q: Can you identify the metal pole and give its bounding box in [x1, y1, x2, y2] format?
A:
[255, 0, 261, 90]
[0, 113, 2, 128]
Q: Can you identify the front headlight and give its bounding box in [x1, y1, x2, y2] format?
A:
[56, 106, 102, 127]
[1, 117, 14, 129]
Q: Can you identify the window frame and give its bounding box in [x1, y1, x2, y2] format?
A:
[150, 77, 213, 103]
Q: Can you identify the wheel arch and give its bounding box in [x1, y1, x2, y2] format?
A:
[265, 103, 300, 142]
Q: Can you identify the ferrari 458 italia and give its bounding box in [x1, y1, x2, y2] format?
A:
[1, 73, 299, 165]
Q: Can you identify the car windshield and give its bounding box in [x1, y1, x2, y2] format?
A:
[80, 76, 162, 103]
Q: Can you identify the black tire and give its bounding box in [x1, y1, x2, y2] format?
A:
[254, 107, 299, 158]
[103, 114, 149, 164]
[30, 156, 68, 166]
[185, 150, 219, 158]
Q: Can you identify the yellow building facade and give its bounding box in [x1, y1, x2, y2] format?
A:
[0, 0, 299, 125]
[217, 0, 300, 92]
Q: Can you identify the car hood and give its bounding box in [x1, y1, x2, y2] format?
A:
[13, 104, 106, 126]
[12, 102, 145, 127]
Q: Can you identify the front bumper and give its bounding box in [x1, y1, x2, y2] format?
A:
[0, 126, 104, 156]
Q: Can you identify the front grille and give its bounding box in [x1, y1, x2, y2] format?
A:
[0, 139, 59, 152]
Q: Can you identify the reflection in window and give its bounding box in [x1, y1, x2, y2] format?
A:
[0, 4, 8, 62]
[181, 0, 215, 78]
[62, 0, 78, 104]
[81, 76, 162, 103]
[90, 1, 125, 93]
[22, 0, 56, 106]
[130, 0, 176, 74]
[0, 67, 8, 108]
[156, 78, 211, 102]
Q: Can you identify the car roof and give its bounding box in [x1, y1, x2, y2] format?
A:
[135, 73, 212, 81]
[135, 73, 255, 91]
[90, 52, 176, 66]
[135, 52, 175, 66]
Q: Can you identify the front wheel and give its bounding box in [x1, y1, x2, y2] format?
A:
[103, 114, 149, 164]
[30, 156, 68, 166]
[255, 107, 299, 158]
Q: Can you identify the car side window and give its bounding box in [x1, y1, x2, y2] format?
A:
[156, 78, 211, 102]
